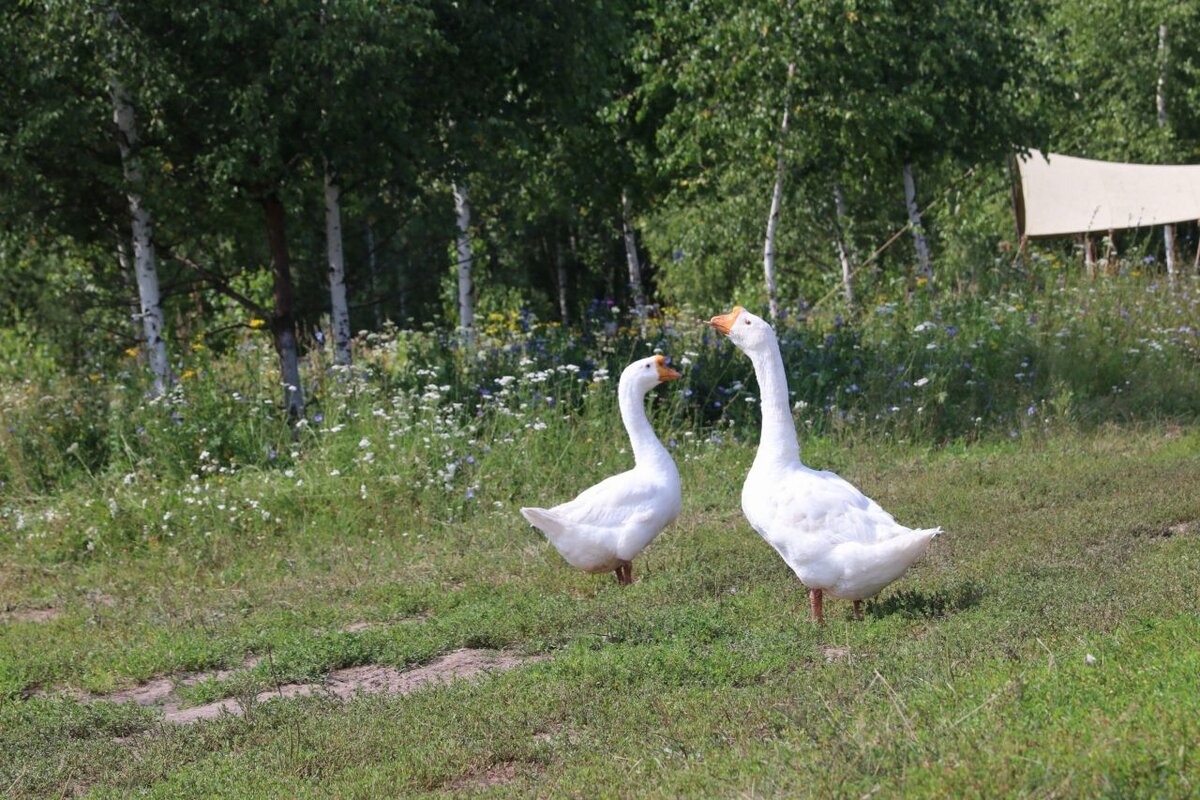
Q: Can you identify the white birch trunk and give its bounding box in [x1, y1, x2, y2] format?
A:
[452, 182, 474, 340]
[116, 235, 144, 359]
[555, 239, 570, 325]
[323, 166, 353, 366]
[1157, 23, 1176, 279]
[111, 81, 169, 396]
[833, 183, 854, 308]
[1157, 23, 1169, 128]
[762, 63, 795, 322]
[621, 188, 647, 332]
[903, 162, 932, 283]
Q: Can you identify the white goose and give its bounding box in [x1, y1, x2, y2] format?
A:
[709, 306, 941, 623]
[521, 355, 682, 585]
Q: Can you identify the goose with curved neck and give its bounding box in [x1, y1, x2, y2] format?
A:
[521, 355, 682, 585]
[710, 306, 941, 623]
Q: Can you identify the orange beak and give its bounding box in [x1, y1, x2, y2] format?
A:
[708, 306, 744, 335]
[654, 354, 681, 382]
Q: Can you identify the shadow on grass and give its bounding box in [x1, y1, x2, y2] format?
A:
[867, 581, 982, 620]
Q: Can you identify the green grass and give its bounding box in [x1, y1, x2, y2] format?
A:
[3, 424, 1199, 798]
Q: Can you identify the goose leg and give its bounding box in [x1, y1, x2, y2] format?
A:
[624, 563, 634, 585]
[615, 562, 633, 586]
[809, 588, 825, 625]
[853, 600, 864, 621]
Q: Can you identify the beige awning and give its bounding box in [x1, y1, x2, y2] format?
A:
[1017, 149, 1200, 238]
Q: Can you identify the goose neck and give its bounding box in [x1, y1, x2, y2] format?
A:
[748, 342, 800, 465]
[618, 382, 670, 469]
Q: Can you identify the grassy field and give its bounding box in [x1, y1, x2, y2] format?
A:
[3, 422, 1199, 798]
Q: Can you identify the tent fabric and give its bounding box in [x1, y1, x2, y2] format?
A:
[1016, 149, 1200, 238]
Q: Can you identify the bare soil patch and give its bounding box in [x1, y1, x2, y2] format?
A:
[822, 646, 851, 663]
[83, 648, 546, 726]
[446, 759, 525, 790]
[1, 606, 61, 624]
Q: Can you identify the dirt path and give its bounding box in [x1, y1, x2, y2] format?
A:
[84, 648, 547, 725]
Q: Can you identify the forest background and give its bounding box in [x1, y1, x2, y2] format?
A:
[2, 0, 1199, 490]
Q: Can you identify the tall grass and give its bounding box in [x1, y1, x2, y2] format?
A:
[1, 271, 1197, 509]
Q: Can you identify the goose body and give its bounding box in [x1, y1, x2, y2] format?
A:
[710, 307, 941, 621]
[521, 355, 682, 584]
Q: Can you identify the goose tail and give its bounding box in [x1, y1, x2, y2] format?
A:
[520, 507, 568, 542]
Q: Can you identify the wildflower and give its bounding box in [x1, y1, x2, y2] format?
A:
[1027, 406, 1036, 416]
[249, 318, 266, 329]
[913, 377, 930, 387]
[358, 437, 370, 449]
[124, 347, 140, 358]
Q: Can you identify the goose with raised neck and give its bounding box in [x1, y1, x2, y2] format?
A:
[520, 355, 683, 585]
[709, 306, 942, 624]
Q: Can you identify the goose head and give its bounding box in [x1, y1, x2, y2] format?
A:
[708, 306, 777, 355]
[621, 354, 681, 393]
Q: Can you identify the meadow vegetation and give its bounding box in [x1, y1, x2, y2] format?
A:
[2, 271, 1199, 797]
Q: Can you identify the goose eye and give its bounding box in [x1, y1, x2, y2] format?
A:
[744, 319, 751, 325]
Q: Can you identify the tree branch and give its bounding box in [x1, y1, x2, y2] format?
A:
[167, 251, 269, 317]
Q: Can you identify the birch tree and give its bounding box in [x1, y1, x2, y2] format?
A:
[323, 165, 352, 366]
[1156, 22, 1176, 280]
[902, 163, 932, 284]
[451, 182, 475, 340]
[762, 63, 795, 321]
[110, 80, 170, 395]
[621, 189, 647, 331]
[833, 183, 854, 307]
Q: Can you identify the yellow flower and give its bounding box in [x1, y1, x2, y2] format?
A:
[190, 342, 205, 352]
[88, 373, 101, 382]
[916, 276, 928, 287]
[249, 318, 266, 329]
[124, 347, 140, 358]
[181, 369, 196, 380]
